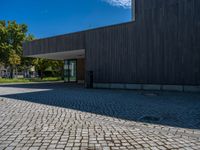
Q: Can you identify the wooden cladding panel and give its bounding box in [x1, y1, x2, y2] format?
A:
[77, 58, 85, 81]
[85, 0, 200, 85]
[23, 32, 85, 56]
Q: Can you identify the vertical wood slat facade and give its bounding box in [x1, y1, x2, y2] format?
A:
[85, 0, 200, 85]
[23, 32, 86, 56]
[23, 0, 200, 86]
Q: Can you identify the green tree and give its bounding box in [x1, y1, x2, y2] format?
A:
[19, 34, 35, 77]
[33, 58, 63, 79]
[0, 20, 27, 78]
[8, 50, 21, 76]
[0, 20, 63, 79]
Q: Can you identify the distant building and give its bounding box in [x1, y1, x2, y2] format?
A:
[0, 65, 9, 78]
[0, 65, 36, 78]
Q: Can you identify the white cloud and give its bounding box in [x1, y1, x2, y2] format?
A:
[102, 0, 131, 9]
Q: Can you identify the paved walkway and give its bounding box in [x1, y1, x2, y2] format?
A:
[0, 83, 200, 149]
[0, 83, 200, 129]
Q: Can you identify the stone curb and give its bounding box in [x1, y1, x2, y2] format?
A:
[93, 83, 200, 92]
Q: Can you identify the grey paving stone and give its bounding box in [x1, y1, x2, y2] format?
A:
[0, 83, 200, 149]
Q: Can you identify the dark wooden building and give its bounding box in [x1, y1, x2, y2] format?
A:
[23, 0, 200, 91]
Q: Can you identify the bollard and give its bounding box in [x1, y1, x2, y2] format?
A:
[86, 71, 93, 88]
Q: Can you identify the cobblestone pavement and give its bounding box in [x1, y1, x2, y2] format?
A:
[0, 83, 200, 149]
[0, 83, 200, 129]
[0, 98, 200, 150]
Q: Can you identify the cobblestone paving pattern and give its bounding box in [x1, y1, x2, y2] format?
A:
[0, 83, 200, 129]
[0, 98, 200, 150]
[0, 83, 200, 149]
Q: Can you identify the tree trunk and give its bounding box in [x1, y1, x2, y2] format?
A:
[10, 67, 14, 79]
[41, 70, 44, 80]
[16, 67, 18, 79]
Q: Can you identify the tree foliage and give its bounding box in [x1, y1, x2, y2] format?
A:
[0, 20, 63, 79]
[0, 21, 27, 66]
[8, 50, 21, 66]
[0, 21, 28, 77]
[19, 34, 35, 71]
[33, 58, 63, 79]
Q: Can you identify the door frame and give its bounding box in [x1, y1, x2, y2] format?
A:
[64, 59, 77, 83]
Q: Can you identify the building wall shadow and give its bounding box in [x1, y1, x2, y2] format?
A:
[0, 83, 200, 130]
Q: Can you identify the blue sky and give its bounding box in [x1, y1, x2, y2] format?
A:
[1, 0, 131, 38]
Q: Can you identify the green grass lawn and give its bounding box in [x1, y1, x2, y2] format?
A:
[0, 77, 62, 83]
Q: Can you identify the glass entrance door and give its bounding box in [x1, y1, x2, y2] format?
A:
[69, 60, 77, 82]
[64, 59, 77, 82]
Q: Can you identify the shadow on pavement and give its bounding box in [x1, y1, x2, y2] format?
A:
[0, 82, 200, 130]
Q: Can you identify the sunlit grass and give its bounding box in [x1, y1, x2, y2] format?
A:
[0, 77, 62, 83]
